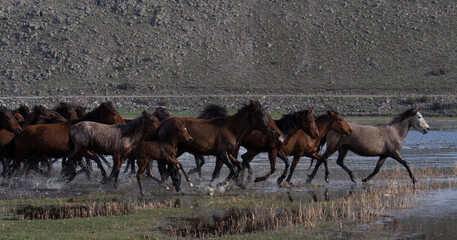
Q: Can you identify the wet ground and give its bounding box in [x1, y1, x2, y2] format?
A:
[0, 120, 456, 238]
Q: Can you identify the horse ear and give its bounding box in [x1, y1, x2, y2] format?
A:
[308, 108, 314, 114]
[412, 106, 419, 114]
[142, 110, 149, 117]
[327, 110, 335, 117]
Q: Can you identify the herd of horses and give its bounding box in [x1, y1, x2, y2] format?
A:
[0, 100, 431, 194]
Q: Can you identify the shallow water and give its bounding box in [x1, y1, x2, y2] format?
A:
[1, 121, 456, 238]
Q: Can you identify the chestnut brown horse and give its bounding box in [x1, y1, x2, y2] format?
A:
[235, 108, 319, 184]
[0, 107, 23, 176]
[309, 107, 430, 184]
[11, 102, 125, 177]
[123, 106, 173, 174]
[187, 104, 230, 178]
[199, 107, 320, 185]
[68, 111, 160, 187]
[134, 119, 194, 194]
[54, 102, 79, 120]
[154, 100, 281, 185]
[277, 110, 353, 185]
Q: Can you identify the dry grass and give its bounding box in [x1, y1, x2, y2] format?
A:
[170, 167, 457, 238]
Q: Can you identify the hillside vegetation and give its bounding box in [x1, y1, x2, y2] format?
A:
[0, 0, 456, 98]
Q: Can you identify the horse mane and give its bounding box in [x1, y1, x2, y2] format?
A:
[232, 100, 262, 118]
[16, 105, 30, 117]
[316, 110, 340, 122]
[74, 102, 114, 123]
[119, 114, 146, 137]
[0, 106, 7, 112]
[275, 109, 310, 133]
[389, 107, 418, 124]
[149, 117, 174, 141]
[54, 102, 75, 112]
[198, 104, 229, 119]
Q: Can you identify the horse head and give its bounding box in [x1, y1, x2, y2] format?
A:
[153, 107, 172, 121]
[409, 108, 430, 134]
[174, 119, 193, 143]
[75, 106, 87, 118]
[46, 111, 67, 123]
[99, 102, 126, 124]
[297, 108, 319, 139]
[54, 102, 78, 120]
[141, 110, 161, 137]
[0, 107, 22, 135]
[327, 110, 352, 136]
[246, 100, 282, 142]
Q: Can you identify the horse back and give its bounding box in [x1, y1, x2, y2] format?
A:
[331, 124, 392, 156]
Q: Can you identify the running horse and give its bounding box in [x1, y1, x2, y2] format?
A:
[155, 100, 281, 185]
[308, 107, 430, 184]
[134, 118, 194, 194]
[206, 107, 320, 185]
[67, 111, 160, 188]
[11, 102, 125, 177]
[277, 110, 353, 185]
[0, 107, 22, 176]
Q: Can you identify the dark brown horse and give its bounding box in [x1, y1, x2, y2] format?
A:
[68, 111, 160, 187]
[277, 110, 353, 185]
[155, 100, 281, 185]
[0, 107, 23, 176]
[234, 108, 319, 184]
[309, 107, 430, 184]
[134, 119, 194, 194]
[122, 107, 173, 174]
[11, 102, 125, 177]
[54, 102, 79, 120]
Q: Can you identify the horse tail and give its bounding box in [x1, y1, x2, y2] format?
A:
[307, 136, 327, 170]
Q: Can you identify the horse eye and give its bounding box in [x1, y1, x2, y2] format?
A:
[418, 116, 421, 119]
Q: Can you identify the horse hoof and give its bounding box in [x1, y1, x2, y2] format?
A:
[254, 177, 263, 183]
[361, 178, 368, 183]
[189, 182, 193, 187]
[324, 177, 329, 183]
[305, 179, 312, 184]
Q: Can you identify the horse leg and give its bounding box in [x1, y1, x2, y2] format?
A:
[1, 157, 10, 178]
[170, 164, 182, 192]
[98, 154, 111, 169]
[391, 152, 416, 184]
[285, 155, 302, 185]
[277, 151, 290, 184]
[362, 156, 387, 183]
[240, 151, 257, 178]
[218, 152, 236, 185]
[168, 157, 193, 187]
[306, 154, 326, 184]
[255, 149, 277, 182]
[210, 157, 224, 184]
[111, 155, 122, 189]
[188, 154, 205, 178]
[84, 152, 108, 182]
[335, 149, 355, 183]
[144, 161, 169, 190]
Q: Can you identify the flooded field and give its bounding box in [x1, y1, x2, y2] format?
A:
[0, 120, 456, 239]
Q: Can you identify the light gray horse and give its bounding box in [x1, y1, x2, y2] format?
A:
[308, 107, 430, 184]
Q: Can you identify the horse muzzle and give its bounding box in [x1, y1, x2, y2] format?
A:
[186, 137, 194, 143]
[422, 127, 430, 134]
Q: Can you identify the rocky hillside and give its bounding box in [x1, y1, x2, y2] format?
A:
[0, 0, 456, 98]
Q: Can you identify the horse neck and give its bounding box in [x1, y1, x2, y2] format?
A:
[314, 117, 335, 143]
[121, 118, 147, 143]
[389, 118, 411, 141]
[274, 118, 299, 140]
[225, 111, 255, 140]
